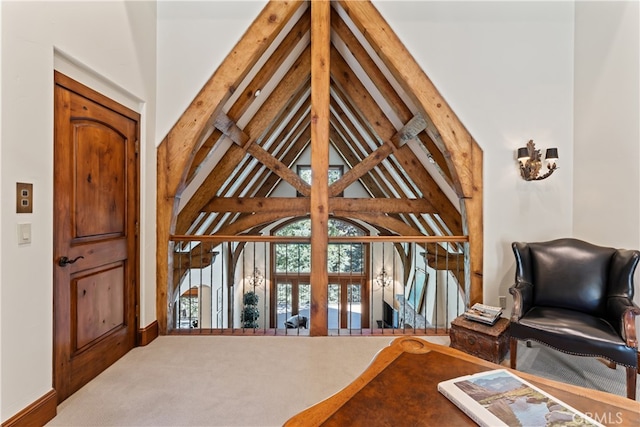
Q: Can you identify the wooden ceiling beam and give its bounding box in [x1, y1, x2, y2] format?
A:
[338, 0, 478, 199]
[173, 251, 218, 271]
[251, 121, 312, 198]
[247, 143, 312, 196]
[215, 112, 312, 196]
[203, 197, 434, 214]
[331, 198, 435, 214]
[175, 144, 247, 234]
[214, 112, 251, 147]
[228, 8, 311, 121]
[176, 51, 311, 234]
[253, 86, 310, 151]
[391, 114, 427, 147]
[215, 211, 301, 236]
[244, 47, 311, 142]
[330, 48, 462, 235]
[330, 92, 434, 234]
[204, 197, 309, 213]
[331, 83, 415, 199]
[329, 113, 426, 197]
[328, 119, 431, 234]
[216, 90, 310, 202]
[329, 141, 393, 196]
[256, 92, 310, 159]
[186, 8, 310, 184]
[330, 86, 382, 150]
[186, 129, 223, 183]
[336, 211, 422, 236]
[331, 8, 453, 185]
[210, 122, 312, 235]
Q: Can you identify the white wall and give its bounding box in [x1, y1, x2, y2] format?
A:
[0, 0, 157, 422]
[573, 1, 640, 251]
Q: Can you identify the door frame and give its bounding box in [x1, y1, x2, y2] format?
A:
[52, 71, 141, 401]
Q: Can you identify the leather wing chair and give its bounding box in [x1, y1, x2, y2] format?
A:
[509, 238, 640, 400]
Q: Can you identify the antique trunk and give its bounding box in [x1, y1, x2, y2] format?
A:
[449, 316, 510, 363]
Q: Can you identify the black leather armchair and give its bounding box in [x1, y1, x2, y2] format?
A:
[509, 238, 640, 400]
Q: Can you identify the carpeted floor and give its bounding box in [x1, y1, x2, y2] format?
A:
[511, 340, 639, 399]
[46, 335, 635, 427]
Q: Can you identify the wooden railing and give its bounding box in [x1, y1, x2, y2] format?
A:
[169, 235, 468, 336]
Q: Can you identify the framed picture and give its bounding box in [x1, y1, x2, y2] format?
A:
[407, 268, 428, 312]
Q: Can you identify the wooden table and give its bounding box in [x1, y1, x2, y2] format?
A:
[284, 337, 640, 426]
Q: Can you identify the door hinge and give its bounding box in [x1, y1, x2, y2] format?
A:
[135, 139, 140, 155]
[135, 221, 139, 236]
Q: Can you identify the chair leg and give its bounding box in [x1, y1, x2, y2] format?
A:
[626, 366, 637, 400]
[510, 337, 518, 369]
[596, 357, 617, 369]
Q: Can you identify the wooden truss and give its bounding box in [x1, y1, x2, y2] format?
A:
[156, 0, 483, 334]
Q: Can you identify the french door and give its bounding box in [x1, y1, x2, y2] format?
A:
[273, 276, 369, 329]
[275, 279, 310, 328]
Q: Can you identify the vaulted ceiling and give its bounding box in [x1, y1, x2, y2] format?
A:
[156, 0, 484, 332]
[173, 1, 468, 238]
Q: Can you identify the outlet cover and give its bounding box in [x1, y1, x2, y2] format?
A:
[499, 296, 507, 309]
[16, 182, 33, 213]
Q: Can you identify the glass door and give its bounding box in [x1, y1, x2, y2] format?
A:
[275, 280, 310, 328]
[328, 279, 366, 330]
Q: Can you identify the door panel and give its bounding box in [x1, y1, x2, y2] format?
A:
[53, 72, 139, 402]
[74, 123, 126, 238]
[74, 264, 125, 350]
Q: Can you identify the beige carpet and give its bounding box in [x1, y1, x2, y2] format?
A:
[47, 335, 449, 426]
[46, 335, 635, 426]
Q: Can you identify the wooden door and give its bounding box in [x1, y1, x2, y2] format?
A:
[53, 72, 139, 402]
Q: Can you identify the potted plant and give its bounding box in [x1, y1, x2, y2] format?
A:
[241, 291, 260, 328]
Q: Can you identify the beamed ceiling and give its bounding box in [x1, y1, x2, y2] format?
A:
[156, 0, 484, 333]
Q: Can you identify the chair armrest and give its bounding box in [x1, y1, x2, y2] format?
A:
[608, 296, 640, 348]
[509, 281, 533, 322]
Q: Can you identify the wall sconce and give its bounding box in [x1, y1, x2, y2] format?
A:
[517, 140, 558, 181]
[375, 268, 392, 288]
[247, 268, 264, 288]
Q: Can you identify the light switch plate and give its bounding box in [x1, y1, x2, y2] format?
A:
[18, 223, 31, 244]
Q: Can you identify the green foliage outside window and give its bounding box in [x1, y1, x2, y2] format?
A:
[274, 218, 365, 274]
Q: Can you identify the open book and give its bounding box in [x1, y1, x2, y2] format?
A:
[438, 369, 604, 427]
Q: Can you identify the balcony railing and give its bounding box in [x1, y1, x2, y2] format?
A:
[169, 235, 468, 336]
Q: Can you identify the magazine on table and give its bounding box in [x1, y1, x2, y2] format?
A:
[463, 303, 503, 325]
[438, 369, 604, 427]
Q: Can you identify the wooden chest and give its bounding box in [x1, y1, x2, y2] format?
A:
[449, 316, 510, 364]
